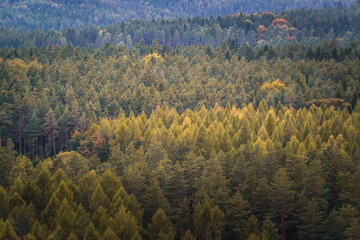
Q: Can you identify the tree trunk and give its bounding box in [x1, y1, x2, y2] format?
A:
[53, 131, 56, 157]
[32, 130, 35, 160]
[23, 117, 26, 155]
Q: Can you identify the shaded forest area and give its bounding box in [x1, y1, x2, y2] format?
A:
[1, 42, 360, 158]
[1, 1, 360, 49]
[0, 0, 355, 30]
[0, 102, 360, 239]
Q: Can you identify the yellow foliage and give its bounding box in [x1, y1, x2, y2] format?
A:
[142, 52, 164, 64]
[261, 79, 287, 92]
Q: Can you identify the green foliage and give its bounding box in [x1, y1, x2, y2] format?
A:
[1, 2, 360, 49]
[84, 223, 100, 240]
[193, 200, 224, 240]
[0, 220, 20, 240]
[147, 208, 175, 240]
[0, 103, 359, 239]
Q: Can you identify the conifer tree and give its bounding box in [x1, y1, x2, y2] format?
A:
[0, 220, 20, 240]
[84, 223, 100, 240]
[271, 168, 294, 240]
[112, 205, 142, 240]
[143, 177, 171, 224]
[103, 228, 119, 240]
[147, 208, 175, 240]
[89, 184, 109, 212]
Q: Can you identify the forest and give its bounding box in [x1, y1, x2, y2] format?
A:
[0, 100, 360, 239]
[1, 1, 360, 49]
[0, 0, 355, 30]
[0, 39, 360, 239]
[1, 1, 360, 240]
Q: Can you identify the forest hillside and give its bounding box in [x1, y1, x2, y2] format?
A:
[0, 1, 360, 240]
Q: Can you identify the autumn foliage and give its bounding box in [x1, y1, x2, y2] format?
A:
[271, 18, 292, 28]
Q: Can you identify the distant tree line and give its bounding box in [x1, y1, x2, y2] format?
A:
[1, 2, 360, 49]
[0, 0, 355, 30]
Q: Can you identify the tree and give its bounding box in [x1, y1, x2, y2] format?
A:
[143, 177, 171, 224]
[103, 228, 119, 240]
[262, 217, 280, 240]
[89, 184, 109, 212]
[0, 139, 17, 185]
[173, 197, 191, 239]
[147, 208, 175, 240]
[99, 170, 122, 201]
[298, 199, 323, 240]
[30, 220, 47, 240]
[226, 191, 250, 240]
[55, 199, 76, 236]
[193, 200, 224, 240]
[246, 215, 260, 238]
[271, 168, 294, 240]
[194, 200, 213, 240]
[0, 185, 9, 220]
[84, 223, 100, 240]
[112, 205, 141, 240]
[0, 220, 20, 240]
[265, 113, 275, 136]
[183, 229, 196, 240]
[43, 109, 58, 156]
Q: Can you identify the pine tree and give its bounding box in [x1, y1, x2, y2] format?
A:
[78, 170, 98, 210]
[112, 205, 141, 240]
[165, 162, 186, 209]
[89, 184, 109, 212]
[143, 177, 171, 224]
[271, 168, 294, 240]
[298, 199, 323, 240]
[53, 181, 74, 204]
[265, 113, 275, 136]
[0, 185, 9, 220]
[226, 191, 250, 240]
[193, 200, 224, 240]
[41, 194, 60, 229]
[55, 198, 76, 236]
[99, 170, 122, 201]
[103, 228, 119, 240]
[183, 229, 196, 240]
[246, 215, 260, 238]
[194, 201, 213, 240]
[30, 220, 47, 240]
[147, 208, 175, 240]
[173, 197, 191, 239]
[65, 232, 77, 240]
[262, 217, 280, 240]
[84, 223, 100, 240]
[0, 220, 20, 240]
[43, 109, 58, 156]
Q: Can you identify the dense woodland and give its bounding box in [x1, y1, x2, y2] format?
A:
[0, 39, 360, 239]
[1, 42, 360, 158]
[1, 2, 360, 49]
[0, 101, 360, 239]
[1, 1, 360, 240]
[0, 0, 355, 30]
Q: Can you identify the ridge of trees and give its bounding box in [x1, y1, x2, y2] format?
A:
[0, 0, 355, 31]
[1, 2, 360, 49]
